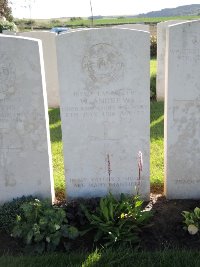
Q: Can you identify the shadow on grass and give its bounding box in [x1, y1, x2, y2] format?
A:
[48, 108, 62, 143]
[150, 101, 164, 122]
[150, 73, 156, 100]
[150, 101, 164, 140]
[50, 125, 62, 143]
[49, 108, 61, 125]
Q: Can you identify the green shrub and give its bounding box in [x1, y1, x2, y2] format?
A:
[150, 35, 157, 58]
[12, 199, 79, 253]
[24, 19, 35, 26]
[0, 196, 35, 233]
[0, 20, 18, 33]
[70, 17, 82, 21]
[81, 193, 152, 247]
[182, 207, 200, 235]
[50, 19, 60, 25]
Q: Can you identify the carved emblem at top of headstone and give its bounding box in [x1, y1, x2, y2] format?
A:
[82, 43, 124, 84]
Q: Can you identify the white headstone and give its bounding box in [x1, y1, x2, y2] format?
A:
[113, 24, 149, 32]
[18, 31, 60, 108]
[156, 20, 187, 101]
[165, 20, 200, 199]
[0, 35, 55, 203]
[57, 28, 150, 200]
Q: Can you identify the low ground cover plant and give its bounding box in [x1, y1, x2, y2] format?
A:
[0, 196, 35, 233]
[8, 149, 153, 252]
[80, 192, 152, 247]
[182, 207, 200, 235]
[8, 191, 152, 253]
[11, 199, 79, 253]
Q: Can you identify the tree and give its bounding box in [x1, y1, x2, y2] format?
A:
[0, 0, 13, 21]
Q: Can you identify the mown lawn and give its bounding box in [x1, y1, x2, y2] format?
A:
[32, 15, 199, 28]
[151, 58, 157, 76]
[48, 108, 65, 199]
[149, 59, 164, 187]
[150, 101, 164, 185]
[1, 249, 200, 267]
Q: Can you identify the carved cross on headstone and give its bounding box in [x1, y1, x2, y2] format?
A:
[88, 121, 121, 143]
[88, 121, 121, 167]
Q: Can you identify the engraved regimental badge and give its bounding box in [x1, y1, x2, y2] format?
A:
[82, 43, 124, 84]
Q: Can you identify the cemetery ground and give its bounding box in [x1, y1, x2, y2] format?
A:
[0, 61, 200, 266]
[1, 102, 200, 265]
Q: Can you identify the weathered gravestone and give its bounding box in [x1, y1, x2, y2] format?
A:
[18, 31, 60, 108]
[156, 20, 186, 101]
[0, 35, 55, 203]
[113, 24, 149, 32]
[165, 20, 200, 199]
[57, 28, 150, 199]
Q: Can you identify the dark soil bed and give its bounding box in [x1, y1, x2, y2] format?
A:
[141, 194, 200, 251]
[1, 193, 200, 255]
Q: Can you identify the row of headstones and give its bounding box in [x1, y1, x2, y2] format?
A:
[4, 21, 193, 104]
[0, 20, 200, 204]
[2, 24, 149, 108]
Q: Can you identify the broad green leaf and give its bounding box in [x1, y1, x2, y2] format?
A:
[26, 230, 33, 245]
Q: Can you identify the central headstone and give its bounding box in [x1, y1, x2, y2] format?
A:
[0, 35, 54, 203]
[57, 28, 150, 199]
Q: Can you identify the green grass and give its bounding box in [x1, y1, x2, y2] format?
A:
[49, 59, 164, 197]
[86, 15, 199, 26]
[48, 108, 65, 199]
[1, 249, 200, 267]
[150, 58, 157, 76]
[16, 15, 200, 30]
[149, 59, 164, 186]
[150, 58, 157, 98]
[150, 101, 164, 185]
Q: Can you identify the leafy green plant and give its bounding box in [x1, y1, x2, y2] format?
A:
[0, 195, 35, 233]
[65, 198, 100, 228]
[81, 193, 152, 247]
[0, 20, 17, 33]
[182, 207, 200, 235]
[12, 199, 79, 253]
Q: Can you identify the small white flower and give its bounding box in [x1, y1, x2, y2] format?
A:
[55, 224, 60, 230]
[188, 224, 198, 235]
[46, 237, 50, 243]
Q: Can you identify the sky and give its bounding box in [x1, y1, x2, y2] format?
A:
[11, 0, 200, 19]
